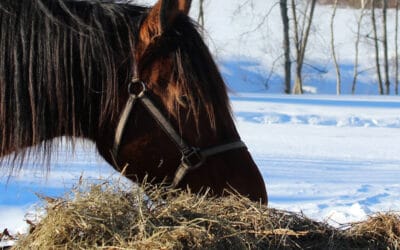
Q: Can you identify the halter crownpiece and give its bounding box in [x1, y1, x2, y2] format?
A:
[113, 78, 247, 187]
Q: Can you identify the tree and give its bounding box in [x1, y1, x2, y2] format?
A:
[371, 0, 384, 94]
[395, 0, 399, 95]
[352, 0, 370, 94]
[291, 0, 317, 94]
[198, 0, 205, 30]
[382, 0, 390, 94]
[361, 0, 366, 8]
[280, 0, 291, 94]
[330, 0, 341, 95]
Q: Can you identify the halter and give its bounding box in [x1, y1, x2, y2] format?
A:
[112, 78, 247, 187]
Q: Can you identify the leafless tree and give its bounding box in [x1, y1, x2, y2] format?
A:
[382, 0, 390, 94]
[292, 0, 317, 94]
[395, 0, 399, 95]
[372, 0, 384, 94]
[280, 0, 291, 94]
[319, 0, 398, 8]
[330, 0, 341, 95]
[198, 0, 205, 30]
[352, 0, 370, 94]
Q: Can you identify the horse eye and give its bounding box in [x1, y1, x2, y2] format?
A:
[178, 95, 189, 107]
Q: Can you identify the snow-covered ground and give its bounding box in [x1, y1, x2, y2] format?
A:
[1, 0, 400, 237]
[233, 94, 400, 225]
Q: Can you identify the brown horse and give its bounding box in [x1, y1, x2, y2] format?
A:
[0, 0, 267, 203]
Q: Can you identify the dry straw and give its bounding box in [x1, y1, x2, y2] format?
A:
[13, 181, 400, 250]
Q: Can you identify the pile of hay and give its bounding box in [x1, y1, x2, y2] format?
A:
[14, 182, 400, 249]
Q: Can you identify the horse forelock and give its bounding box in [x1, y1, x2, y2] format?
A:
[139, 15, 233, 135]
[0, 0, 146, 165]
[175, 18, 233, 136]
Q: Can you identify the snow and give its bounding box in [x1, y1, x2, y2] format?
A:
[0, 240, 15, 248]
[232, 94, 400, 225]
[1, 0, 400, 237]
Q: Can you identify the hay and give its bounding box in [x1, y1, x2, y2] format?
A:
[13, 182, 400, 250]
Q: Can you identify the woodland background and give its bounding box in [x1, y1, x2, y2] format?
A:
[196, 0, 400, 95]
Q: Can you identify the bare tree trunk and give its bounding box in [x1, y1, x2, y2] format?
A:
[372, 0, 384, 94]
[330, 0, 341, 95]
[382, 0, 390, 94]
[292, 0, 317, 94]
[280, 0, 291, 94]
[198, 0, 205, 30]
[291, 0, 302, 94]
[352, 0, 369, 94]
[395, 0, 399, 95]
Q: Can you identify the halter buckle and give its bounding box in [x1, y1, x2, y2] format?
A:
[181, 147, 204, 170]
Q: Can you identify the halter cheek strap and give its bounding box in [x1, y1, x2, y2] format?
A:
[112, 80, 146, 156]
[113, 78, 247, 187]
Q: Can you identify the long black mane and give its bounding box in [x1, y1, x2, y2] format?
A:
[0, 0, 145, 159]
[0, 0, 234, 168]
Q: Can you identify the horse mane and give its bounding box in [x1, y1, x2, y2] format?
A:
[0, 0, 146, 163]
[0, 0, 233, 167]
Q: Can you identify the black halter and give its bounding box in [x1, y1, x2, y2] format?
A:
[112, 78, 246, 187]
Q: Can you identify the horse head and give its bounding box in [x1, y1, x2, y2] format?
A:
[101, 0, 267, 203]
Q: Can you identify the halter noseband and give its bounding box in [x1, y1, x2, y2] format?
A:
[113, 78, 247, 187]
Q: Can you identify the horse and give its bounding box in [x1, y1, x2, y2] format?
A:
[0, 0, 268, 203]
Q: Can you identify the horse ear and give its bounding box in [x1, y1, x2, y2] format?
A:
[140, 0, 191, 41]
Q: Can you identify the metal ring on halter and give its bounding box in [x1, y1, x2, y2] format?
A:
[128, 78, 146, 98]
